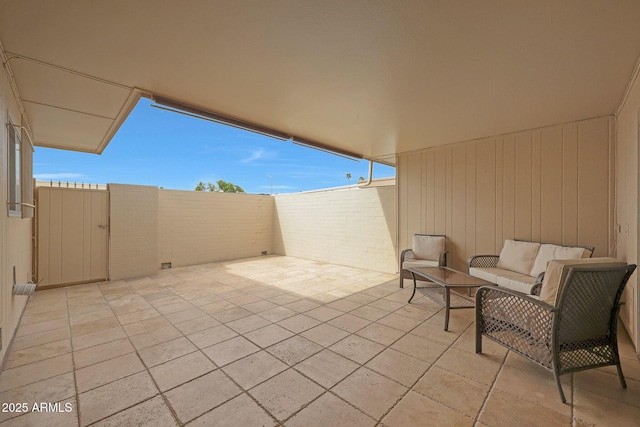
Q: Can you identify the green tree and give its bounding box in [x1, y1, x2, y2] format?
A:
[216, 180, 245, 193]
[194, 180, 245, 193]
[195, 181, 208, 191]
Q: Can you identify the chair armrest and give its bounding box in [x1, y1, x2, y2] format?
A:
[402, 248, 445, 265]
[400, 249, 414, 265]
[439, 250, 448, 267]
[531, 272, 545, 296]
[468, 255, 500, 270]
[476, 286, 556, 366]
[476, 286, 556, 311]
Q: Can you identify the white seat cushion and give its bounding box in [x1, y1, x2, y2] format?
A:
[529, 244, 591, 277]
[412, 235, 445, 261]
[496, 274, 538, 294]
[403, 260, 439, 269]
[468, 267, 513, 283]
[496, 240, 540, 275]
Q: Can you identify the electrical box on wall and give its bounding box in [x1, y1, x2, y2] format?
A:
[616, 224, 630, 235]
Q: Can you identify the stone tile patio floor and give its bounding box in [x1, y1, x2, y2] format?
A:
[1, 255, 639, 426]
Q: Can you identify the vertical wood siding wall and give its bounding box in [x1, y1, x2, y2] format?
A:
[36, 187, 108, 287]
[398, 117, 615, 272]
[615, 70, 640, 349]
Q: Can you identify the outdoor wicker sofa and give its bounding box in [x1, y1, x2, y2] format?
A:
[476, 258, 636, 403]
[468, 239, 594, 295]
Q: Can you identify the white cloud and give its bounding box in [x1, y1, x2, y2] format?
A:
[34, 173, 84, 180]
[241, 149, 266, 163]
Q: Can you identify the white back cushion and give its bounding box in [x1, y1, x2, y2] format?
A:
[540, 258, 625, 306]
[412, 235, 445, 261]
[496, 240, 540, 275]
[529, 244, 589, 277]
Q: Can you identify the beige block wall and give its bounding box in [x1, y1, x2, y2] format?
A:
[109, 184, 158, 281]
[112, 185, 395, 277]
[616, 72, 640, 351]
[398, 116, 615, 274]
[158, 189, 274, 267]
[0, 70, 32, 364]
[273, 186, 397, 274]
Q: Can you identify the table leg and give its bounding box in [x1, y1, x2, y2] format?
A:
[444, 287, 451, 331]
[408, 272, 418, 303]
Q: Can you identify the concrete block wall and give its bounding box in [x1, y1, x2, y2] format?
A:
[107, 184, 396, 280]
[273, 186, 397, 274]
[109, 184, 158, 280]
[158, 189, 274, 268]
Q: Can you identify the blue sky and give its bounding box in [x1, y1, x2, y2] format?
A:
[34, 98, 395, 194]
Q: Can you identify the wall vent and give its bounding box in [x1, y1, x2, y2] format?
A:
[261, 251, 268, 256]
[161, 262, 172, 269]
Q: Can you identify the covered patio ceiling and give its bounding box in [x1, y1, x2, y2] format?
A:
[1, 1, 640, 163]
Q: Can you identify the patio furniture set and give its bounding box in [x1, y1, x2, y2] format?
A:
[399, 234, 637, 403]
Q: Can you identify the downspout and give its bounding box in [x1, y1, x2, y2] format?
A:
[6, 124, 34, 150]
[0, 41, 35, 150]
[358, 160, 374, 187]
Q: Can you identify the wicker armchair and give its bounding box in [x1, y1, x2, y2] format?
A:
[399, 234, 447, 288]
[475, 262, 636, 403]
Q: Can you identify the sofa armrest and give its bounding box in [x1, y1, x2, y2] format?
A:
[468, 255, 499, 270]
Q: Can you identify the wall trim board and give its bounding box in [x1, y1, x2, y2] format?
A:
[395, 115, 616, 159]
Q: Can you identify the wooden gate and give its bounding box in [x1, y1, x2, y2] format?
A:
[35, 187, 109, 287]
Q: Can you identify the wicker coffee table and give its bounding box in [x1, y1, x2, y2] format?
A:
[407, 266, 493, 331]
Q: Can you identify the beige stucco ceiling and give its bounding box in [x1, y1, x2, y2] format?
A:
[1, 1, 640, 162]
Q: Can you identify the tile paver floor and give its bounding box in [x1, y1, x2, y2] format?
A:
[1, 255, 639, 426]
